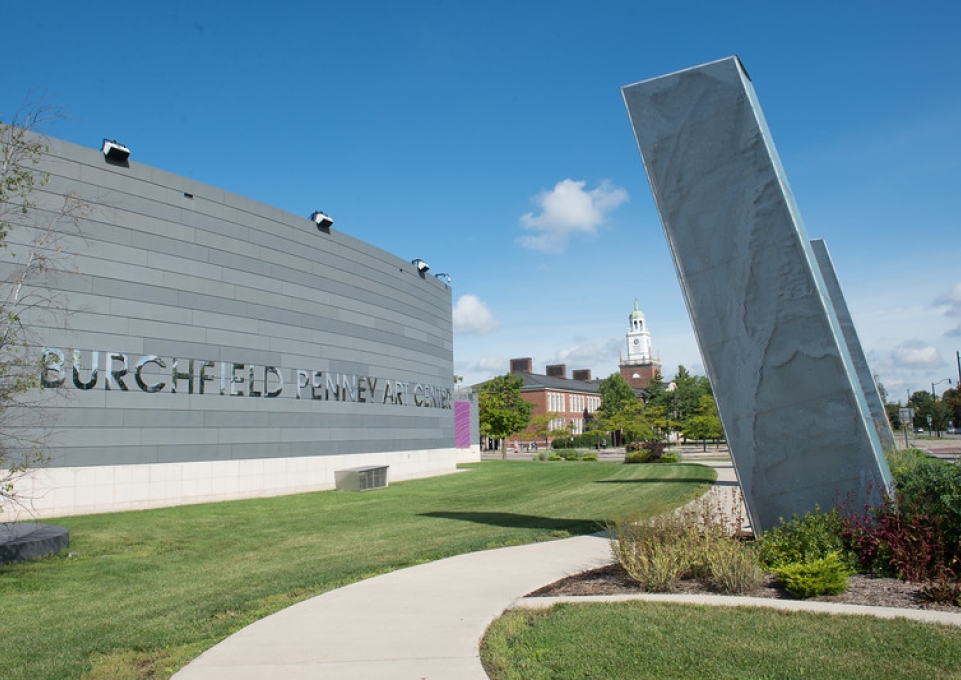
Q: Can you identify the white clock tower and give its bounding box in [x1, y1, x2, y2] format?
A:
[626, 300, 652, 363]
[619, 300, 661, 390]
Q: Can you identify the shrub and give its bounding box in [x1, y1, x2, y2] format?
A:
[840, 497, 950, 581]
[572, 432, 603, 448]
[580, 453, 598, 462]
[919, 568, 961, 606]
[611, 513, 695, 592]
[641, 439, 666, 462]
[611, 489, 755, 593]
[774, 553, 850, 599]
[561, 450, 580, 461]
[624, 450, 650, 464]
[885, 447, 931, 477]
[706, 538, 764, 594]
[758, 506, 853, 570]
[893, 460, 961, 550]
[660, 453, 679, 464]
[548, 454, 562, 461]
[839, 460, 961, 582]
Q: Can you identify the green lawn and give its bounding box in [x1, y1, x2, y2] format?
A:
[482, 602, 961, 680]
[0, 461, 714, 679]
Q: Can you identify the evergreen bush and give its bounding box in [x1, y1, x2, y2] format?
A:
[774, 553, 849, 599]
[758, 506, 853, 570]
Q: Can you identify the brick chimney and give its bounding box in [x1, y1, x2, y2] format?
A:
[572, 369, 592, 382]
[546, 364, 567, 379]
[510, 357, 533, 374]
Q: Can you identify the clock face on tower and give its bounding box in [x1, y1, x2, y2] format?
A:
[633, 339, 639, 345]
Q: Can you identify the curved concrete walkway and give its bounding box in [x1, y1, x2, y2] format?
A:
[174, 462, 961, 679]
[173, 531, 612, 679]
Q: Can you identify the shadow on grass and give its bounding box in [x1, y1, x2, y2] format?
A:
[419, 511, 599, 534]
[595, 477, 713, 485]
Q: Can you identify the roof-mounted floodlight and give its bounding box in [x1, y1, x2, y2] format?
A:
[310, 211, 333, 231]
[412, 259, 430, 274]
[101, 139, 130, 162]
[434, 272, 451, 283]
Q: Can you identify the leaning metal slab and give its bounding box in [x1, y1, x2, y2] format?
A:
[622, 56, 891, 533]
[810, 238, 898, 453]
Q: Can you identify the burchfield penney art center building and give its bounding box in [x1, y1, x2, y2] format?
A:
[5, 134, 479, 519]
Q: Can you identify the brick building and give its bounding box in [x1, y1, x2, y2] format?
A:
[508, 358, 602, 442]
[483, 302, 660, 448]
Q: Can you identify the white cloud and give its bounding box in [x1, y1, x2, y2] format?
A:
[517, 179, 628, 253]
[555, 339, 623, 374]
[453, 294, 499, 334]
[890, 340, 945, 369]
[934, 282, 961, 316]
[473, 356, 506, 372]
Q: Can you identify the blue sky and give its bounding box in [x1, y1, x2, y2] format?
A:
[3, 1, 960, 402]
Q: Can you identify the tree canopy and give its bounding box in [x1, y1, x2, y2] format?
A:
[682, 394, 724, 450]
[478, 373, 533, 456]
[597, 373, 636, 419]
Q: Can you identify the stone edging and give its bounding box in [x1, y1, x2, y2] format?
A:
[512, 593, 961, 627]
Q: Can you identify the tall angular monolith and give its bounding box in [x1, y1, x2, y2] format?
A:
[622, 57, 891, 533]
[810, 238, 898, 453]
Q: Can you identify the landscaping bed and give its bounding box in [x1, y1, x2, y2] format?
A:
[529, 561, 961, 613]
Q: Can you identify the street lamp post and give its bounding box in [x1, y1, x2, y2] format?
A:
[932, 378, 952, 401]
[930, 378, 952, 437]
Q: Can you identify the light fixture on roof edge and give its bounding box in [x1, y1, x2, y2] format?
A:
[412, 259, 430, 274]
[434, 272, 450, 283]
[101, 139, 130, 162]
[310, 210, 333, 231]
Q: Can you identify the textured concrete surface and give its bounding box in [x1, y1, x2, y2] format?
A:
[622, 56, 891, 533]
[811, 238, 897, 452]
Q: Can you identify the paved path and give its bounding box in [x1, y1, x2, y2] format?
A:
[174, 531, 612, 679]
[174, 461, 961, 679]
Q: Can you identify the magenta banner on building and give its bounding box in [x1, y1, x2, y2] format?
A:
[454, 401, 471, 448]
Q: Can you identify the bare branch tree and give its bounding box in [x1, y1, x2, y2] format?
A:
[0, 101, 87, 515]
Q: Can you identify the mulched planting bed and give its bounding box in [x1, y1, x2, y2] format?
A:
[528, 562, 961, 613]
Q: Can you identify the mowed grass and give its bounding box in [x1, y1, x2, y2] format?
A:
[482, 602, 961, 680]
[0, 461, 714, 679]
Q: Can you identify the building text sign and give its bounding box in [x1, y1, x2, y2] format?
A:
[41, 348, 452, 409]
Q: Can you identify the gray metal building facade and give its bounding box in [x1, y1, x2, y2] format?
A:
[6, 135, 474, 518]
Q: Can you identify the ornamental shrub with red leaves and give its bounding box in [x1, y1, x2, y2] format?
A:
[838, 459, 961, 584]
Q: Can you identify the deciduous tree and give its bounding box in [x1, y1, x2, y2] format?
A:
[1, 103, 86, 513]
[478, 373, 533, 458]
[597, 373, 636, 419]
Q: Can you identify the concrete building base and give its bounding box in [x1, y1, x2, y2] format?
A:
[6, 446, 480, 519]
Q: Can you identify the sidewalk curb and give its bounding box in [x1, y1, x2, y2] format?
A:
[512, 593, 961, 627]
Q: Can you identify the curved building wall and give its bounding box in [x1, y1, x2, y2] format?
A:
[5, 135, 475, 518]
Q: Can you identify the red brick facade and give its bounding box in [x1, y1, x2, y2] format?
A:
[507, 359, 602, 446]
